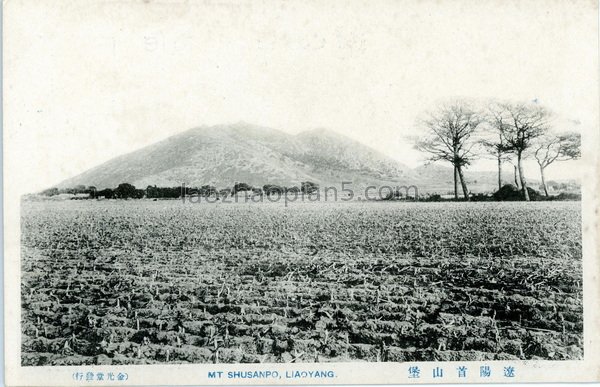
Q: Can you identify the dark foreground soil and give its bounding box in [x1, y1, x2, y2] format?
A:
[21, 201, 583, 365]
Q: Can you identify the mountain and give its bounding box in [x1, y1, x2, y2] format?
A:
[56, 123, 416, 190]
[56, 122, 527, 193]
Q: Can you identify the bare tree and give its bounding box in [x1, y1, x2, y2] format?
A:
[489, 102, 550, 201]
[534, 132, 581, 196]
[415, 101, 482, 200]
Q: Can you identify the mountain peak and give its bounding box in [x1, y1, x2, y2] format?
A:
[51, 122, 508, 193]
[55, 123, 411, 190]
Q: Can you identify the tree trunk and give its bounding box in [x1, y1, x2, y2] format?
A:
[453, 166, 458, 200]
[540, 164, 549, 197]
[497, 157, 502, 191]
[456, 165, 469, 201]
[517, 152, 530, 201]
[513, 165, 519, 188]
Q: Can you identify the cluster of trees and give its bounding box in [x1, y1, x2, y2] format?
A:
[146, 185, 187, 199]
[41, 185, 97, 197]
[415, 100, 581, 201]
[41, 181, 321, 199]
[40, 183, 148, 199]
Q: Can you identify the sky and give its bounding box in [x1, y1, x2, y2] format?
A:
[4, 0, 598, 194]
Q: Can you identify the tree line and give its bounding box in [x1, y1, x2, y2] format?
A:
[414, 100, 581, 201]
[40, 181, 320, 199]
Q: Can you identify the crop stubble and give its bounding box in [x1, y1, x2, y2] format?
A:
[20, 200, 582, 365]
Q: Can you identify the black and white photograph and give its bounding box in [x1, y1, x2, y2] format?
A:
[4, 0, 600, 385]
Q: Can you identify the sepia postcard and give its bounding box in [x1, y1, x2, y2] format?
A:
[3, 0, 600, 385]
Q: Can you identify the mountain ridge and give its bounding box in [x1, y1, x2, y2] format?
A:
[55, 123, 521, 193]
[57, 123, 416, 190]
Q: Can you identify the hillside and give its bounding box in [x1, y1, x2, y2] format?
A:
[412, 164, 521, 195]
[57, 123, 418, 191]
[55, 122, 534, 194]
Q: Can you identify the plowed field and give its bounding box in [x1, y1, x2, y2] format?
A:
[21, 200, 582, 365]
